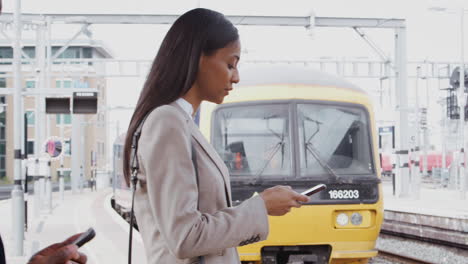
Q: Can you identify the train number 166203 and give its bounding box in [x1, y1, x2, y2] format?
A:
[328, 190, 359, 199]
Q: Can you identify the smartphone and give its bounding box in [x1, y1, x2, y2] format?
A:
[301, 184, 327, 196]
[72, 228, 96, 248]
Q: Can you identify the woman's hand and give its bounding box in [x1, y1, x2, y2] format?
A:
[259, 185, 310, 216]
[27, 233, 88, 264]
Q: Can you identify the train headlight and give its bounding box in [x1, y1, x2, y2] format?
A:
[336, 213, 349, 226]
[351, 212, 363, 225]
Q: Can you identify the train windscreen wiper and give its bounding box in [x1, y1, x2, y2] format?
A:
[303, 116, 342, 182]
[254, 114, 286, 178]
[305, 142, 341, 182]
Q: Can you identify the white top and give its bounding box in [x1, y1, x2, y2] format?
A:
[175, 97, 194, 119]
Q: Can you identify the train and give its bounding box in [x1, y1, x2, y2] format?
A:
[112, 64, 383, 264]
[380, 152, 453, 176]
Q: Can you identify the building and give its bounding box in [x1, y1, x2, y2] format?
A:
[0, 39, 112, 184]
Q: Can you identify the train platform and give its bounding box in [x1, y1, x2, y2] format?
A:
[382, 181, 468, 219]
[381, 181, 468, 249]
[0, 188, 147, 264]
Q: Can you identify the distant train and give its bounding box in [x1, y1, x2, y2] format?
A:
[111, 134, 132, 222]
[380, 152, 453, 176]
[113, 64, 383, 264]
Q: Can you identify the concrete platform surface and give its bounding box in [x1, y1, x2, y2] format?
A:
[0, 188, 147, 264]
[382, 182, 468, 219]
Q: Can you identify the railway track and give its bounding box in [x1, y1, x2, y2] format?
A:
[381, 209, 468, 254]
[372, 232, 468, 264]
[376, 249, 436, 264]
[380, 228, 468, 250]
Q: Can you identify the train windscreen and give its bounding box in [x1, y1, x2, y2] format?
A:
[297, 103, 374, 177]
[212, 101, 378, 204]
[212, 103, 292, 178]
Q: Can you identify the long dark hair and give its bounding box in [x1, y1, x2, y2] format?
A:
[123, 8, 239, 186]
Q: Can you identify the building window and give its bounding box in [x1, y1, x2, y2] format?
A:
[64, 139, 71, 155]
[27, 140, 34, 155]
[56, 114, 71, 125]
[0, 47, 34, 64]
[0, 157, 5, 178]
[73, 80, 89, 88]
[25, 80, 35, 88]
[23, 47, 36, 59]
[0, 110, 5, 127]
[56, 80, 72, 88]
[0, 142, 5, 155]
[0, 127, 5, 140]
[56, 79, 89, 89]
[83, 48, 92, 58]
[0, 47, 13, 59]
[61, 170, 71, 182]
[26, 110, 35, 126]
[0, 73, 6, 88]
[52, 47, 81, 59]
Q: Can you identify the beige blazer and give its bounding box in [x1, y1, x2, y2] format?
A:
[134, 102, 269, 264]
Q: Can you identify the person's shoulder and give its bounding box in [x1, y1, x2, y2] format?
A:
[149, 104, 186, 121]
[143, 104, 188, 129]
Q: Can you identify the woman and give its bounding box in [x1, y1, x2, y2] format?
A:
[123, 8, 309, 264]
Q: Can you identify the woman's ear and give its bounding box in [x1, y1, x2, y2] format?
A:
[198, 54, 206, 69]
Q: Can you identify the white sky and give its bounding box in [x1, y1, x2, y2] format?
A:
[3, 0, 468, 162]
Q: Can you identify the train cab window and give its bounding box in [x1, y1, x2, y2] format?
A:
[212, 104, 292, 178]
[297, 103, 374, 178]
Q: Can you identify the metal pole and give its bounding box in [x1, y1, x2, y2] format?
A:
[23, 113, 28, 232]
[45, 160, 52, 212]
[395, 27, 411, 198]
[11, 0, 25, 256]
[80, 120, 86, 192]
[423, 62, 430, 177]
[33, 173, 40, 217]
[59, 115, 64, 200]
[45, 16, 53, 212]
[440, 72, 448, 186]
[459, 7, 466, 199]
[71, 115, 82, 194]
[35, 23, 46, 160]
[413, 66, 421, 199]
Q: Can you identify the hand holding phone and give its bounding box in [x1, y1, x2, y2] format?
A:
[301, 184, 327, 196]
[72, 227, 96, 248]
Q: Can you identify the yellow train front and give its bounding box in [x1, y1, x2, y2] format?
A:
[198, 64, 383, 264]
